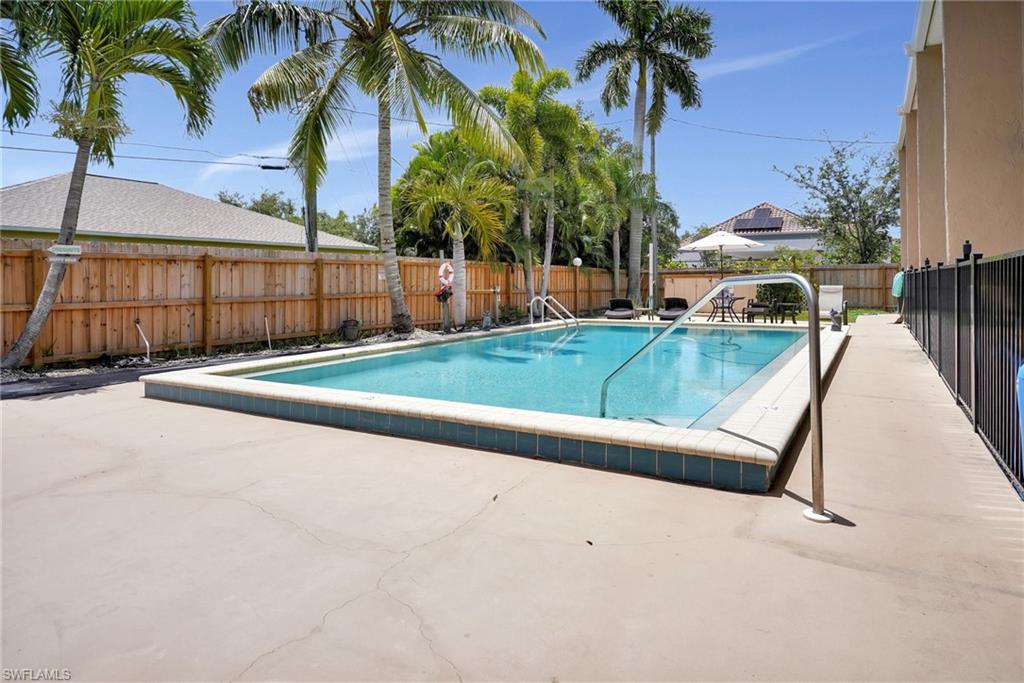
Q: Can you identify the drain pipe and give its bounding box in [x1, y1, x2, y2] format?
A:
[133, 318, 151, 364]
[264, 315, 273, 350]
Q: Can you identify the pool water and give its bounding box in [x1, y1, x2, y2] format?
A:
[248, 324, 805, 426]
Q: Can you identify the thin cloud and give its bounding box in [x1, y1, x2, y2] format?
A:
[699, 33, 858, 81]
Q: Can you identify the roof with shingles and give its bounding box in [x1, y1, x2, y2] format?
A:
[0, 173, 376, 251]
[709, 202, 818, 235]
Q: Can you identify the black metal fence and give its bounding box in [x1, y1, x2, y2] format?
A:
[904, 247, 1024, 497]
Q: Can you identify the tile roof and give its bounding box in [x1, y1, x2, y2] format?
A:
[709, 202, 818, 235]
[0, 173, 376, 251]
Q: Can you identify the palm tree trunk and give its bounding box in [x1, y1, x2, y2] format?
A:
[452, 227, 467, 328]
[649, 131, 658, 306]
[628, 61, 647, 302]
[303, 176, 318, 252]
[540, 187, 555, 301]
[2, 136, 93, 369]
[520, 200, 536, 316]
[377, 94, 414, 333]
[612, 225, 621, 298]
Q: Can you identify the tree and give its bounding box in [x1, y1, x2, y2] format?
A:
[206, 0, 544, 333]
[401, 132, 515, 326]
[595, 147, 648, 296]
[776, 142, 900, 264]
[480, 69, 577, 315]
[1, 0, 216, 369]
[642, 4, 711, 297]
[216, 189, 302, 223]
[577, 0, 711, 301]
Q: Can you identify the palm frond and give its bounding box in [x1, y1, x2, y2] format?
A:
[203, 0, 337, 71]
[247, 39, 339, 116]
[423, 15, 544, 74]
[0, 38, 39, 127]
[574, 39, 626, 82]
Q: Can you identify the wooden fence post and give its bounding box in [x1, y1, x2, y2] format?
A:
[314, 256, 324, 336]
[29, 249, 45, 368]
[202, 253, 213, 355]
[503, 264, 512, 312]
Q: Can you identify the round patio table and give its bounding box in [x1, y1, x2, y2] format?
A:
[707, 295, 745, 323]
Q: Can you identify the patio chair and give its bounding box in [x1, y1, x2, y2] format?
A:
[604, 298, 635, 320]
[657, 297, 689, 321]
[742, 301, 774, 323]
[818, 285, 848, 326]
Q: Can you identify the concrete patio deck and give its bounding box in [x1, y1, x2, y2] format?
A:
[2, 315, 1021, 681]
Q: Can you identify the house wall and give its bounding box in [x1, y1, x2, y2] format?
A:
[901, 110, 921, 267]
[942, 0, 1024, 262]
[900, 1, 1024, 267]
[916, 44, 948, 265]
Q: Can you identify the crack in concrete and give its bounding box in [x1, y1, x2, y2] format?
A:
[35, 485, 392, 554]
[230, 473, 533, 681]
[228, 589, 376, 683]
[378, 585, 464, 683]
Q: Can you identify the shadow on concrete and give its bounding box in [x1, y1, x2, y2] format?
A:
[766, 333, 855, 524]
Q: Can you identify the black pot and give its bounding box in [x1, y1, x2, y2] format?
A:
[341, 319, 360, 342]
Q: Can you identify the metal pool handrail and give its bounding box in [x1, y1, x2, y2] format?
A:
[598, 273, 832, 524]
[528, 295, 580, 330]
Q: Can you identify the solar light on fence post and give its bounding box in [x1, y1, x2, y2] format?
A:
[492, 286, 500, 325]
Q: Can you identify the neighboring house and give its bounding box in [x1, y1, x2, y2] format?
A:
[0, 173, 376, 253]
[676, 202, 821, 265]
[896, 0, 1023, 267]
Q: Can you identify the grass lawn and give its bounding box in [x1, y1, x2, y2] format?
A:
[792, 308, 892, 322]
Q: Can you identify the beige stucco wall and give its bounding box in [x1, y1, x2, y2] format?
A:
[899, 147, 908, 266]
[901, 110, 921, 267]
[916, 45, 948, 265]
[900, 2, 1024, 267]
[943, 1, 1024, 262]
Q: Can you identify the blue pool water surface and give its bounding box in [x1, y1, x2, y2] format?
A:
[248, 324, 805, 425]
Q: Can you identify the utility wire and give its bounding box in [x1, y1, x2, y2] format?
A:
[0, 144, 289, 169]
[664, 116, 895, 145]
[3, 129, 291, 160]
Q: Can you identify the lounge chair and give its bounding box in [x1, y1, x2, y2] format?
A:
[657, 297, 689, 321]
[605, 298, 635, 320]
[818, 285, 848, 325]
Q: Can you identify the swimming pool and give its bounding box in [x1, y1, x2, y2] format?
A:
[142, 319, 849, 492]
[248, 325, 805, 427]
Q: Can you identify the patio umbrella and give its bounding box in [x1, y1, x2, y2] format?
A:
[681, 230, 764, 278]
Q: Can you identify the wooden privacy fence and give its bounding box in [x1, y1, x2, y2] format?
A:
[660, 263, 900, 312]
[1, 240, 616, 366]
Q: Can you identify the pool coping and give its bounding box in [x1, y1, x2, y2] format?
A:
[141, 319, 849, 492]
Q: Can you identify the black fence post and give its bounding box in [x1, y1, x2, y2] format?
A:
[936, 262, 944, 375]
[954, 257, 962, 399]
[924, 259, 931, 356]
[970, 252, 982, 433]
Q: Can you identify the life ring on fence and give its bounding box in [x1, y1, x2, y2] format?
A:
[438, 261, 455, 287]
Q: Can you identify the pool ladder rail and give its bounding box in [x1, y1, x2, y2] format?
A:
[598, 273, 833, 525]
[528, 295, 580, 330]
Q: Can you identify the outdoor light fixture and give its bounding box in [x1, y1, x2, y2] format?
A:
[572, 257, 582, 268]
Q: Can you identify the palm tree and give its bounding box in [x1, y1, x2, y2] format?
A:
[1, 0, 216, 369]
[480, 68, 577, 315]
[206, 0, 544, 334]
[576, 0, 712, 301]
[598, 149, 650, 297]
[401, 133, 515, 327]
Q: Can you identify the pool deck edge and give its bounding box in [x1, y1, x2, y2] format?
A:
[141, 320, 849, 491]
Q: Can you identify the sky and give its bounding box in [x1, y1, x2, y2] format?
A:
[0, 0, 916, 233]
